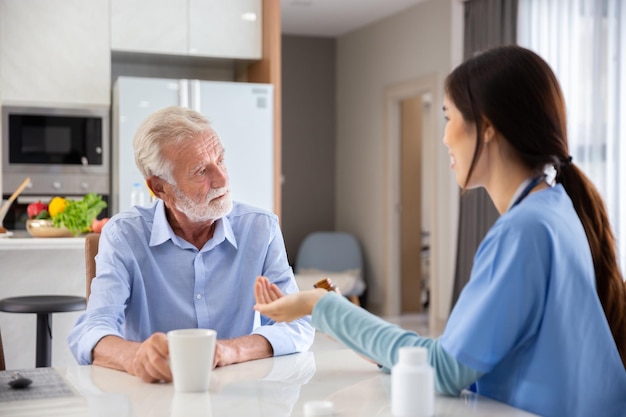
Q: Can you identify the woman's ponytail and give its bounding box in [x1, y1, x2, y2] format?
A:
[558, 164, 626, 367]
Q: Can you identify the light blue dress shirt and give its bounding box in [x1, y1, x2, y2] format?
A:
[68, 200, 314, 365]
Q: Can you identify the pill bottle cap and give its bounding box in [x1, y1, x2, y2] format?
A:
[398, 346, 428, 365]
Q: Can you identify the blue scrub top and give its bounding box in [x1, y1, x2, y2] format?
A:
[440, 185, 626, 417]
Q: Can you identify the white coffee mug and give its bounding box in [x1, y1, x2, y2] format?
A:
[167, 328, 217, 393]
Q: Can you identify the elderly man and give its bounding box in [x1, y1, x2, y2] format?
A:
[68, 106, 313, 382]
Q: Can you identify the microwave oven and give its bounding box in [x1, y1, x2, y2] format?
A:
[2, 105, 110, 197]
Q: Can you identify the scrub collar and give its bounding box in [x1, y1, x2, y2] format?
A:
[506, 175, 547, 211]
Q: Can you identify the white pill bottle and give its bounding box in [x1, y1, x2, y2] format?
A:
[391, 346, 434, 417]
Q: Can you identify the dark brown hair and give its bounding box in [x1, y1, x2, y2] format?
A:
[444, 45, 626, 367]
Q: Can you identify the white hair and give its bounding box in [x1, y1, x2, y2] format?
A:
[133, 106, 213, 184]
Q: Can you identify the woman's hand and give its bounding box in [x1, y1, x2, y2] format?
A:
[254, 275, 285, 304]
[254, 276, 327, 322]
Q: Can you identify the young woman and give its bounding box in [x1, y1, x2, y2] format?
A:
[254, 45, 626, 417]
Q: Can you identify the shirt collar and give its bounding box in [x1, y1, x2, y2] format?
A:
[149, 199, 238, 250]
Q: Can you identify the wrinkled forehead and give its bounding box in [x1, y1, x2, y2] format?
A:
[165, 127, 223, 153]
[200, 128, 225, 155]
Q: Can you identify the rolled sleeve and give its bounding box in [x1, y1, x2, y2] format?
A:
[254, 216, 315, 355]
[66, 224, 134, 364]
[253, 317, 314, 356]
[67, 305, 126, 364]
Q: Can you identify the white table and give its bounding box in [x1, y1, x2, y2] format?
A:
[0, 349, 539, 417]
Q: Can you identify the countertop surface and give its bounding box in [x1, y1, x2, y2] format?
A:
[0, 349, 539, 417]
[0, 230, 85, 249]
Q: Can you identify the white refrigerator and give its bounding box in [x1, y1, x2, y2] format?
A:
[112, 76, 274, 215]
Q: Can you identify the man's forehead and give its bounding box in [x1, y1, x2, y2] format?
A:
[163, 129, 224, 158]
[205, 135, 225, 156]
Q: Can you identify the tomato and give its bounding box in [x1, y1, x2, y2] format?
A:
[26, 201, 48, 219]
[90, 217, 109, 233]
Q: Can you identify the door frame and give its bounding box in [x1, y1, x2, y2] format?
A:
[383, 74, 439, 324]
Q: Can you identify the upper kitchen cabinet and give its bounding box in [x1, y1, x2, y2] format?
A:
[111, 0, 261, 60]
[0, 0, 110, 106]
[110, 0, 188, 56]
[188, 0, 261, 59]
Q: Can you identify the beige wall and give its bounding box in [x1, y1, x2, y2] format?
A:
[336, 0, 463, 327]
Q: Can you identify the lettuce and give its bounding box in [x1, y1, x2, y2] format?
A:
[52, 193, 107, 236]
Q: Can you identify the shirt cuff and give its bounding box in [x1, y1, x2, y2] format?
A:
[69, 328, 124, 365]
[252, 317, 313, 357]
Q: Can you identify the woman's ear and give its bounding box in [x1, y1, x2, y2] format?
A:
[482, 118, 496, 144]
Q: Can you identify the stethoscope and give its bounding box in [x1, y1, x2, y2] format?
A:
[509, 175, 547, 210]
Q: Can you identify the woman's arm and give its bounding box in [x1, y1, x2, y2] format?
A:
[254, 277, 482, 395]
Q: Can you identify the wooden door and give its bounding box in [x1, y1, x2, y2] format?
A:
[400, 95, 423, 313]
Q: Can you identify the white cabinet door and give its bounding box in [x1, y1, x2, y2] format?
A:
[0, 0, 110, 106]
[111, 0, 261, 60]
[189, 0, 262, 59]
[110, 0, 188, 55]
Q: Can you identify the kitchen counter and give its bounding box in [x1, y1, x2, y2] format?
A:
[0, 231, 86, 249]
[0, 231, 86, 369]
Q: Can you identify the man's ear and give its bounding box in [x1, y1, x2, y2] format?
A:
[146, 177, 164, 198]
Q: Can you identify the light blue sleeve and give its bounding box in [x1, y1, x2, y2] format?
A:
[311, 293, 483, 395]
[67, 221, 134, 364]
[253, 217, 315, 355]
[440, 212, 549, 373]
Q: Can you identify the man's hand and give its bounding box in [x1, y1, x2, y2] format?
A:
[212, 334, 273, 367]
[254, 276, 327, 322]
[92, 333, 172, 383]
[128, 333, 172, 383]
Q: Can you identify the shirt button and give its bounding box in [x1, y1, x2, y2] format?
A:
[196, 294, 202, 300]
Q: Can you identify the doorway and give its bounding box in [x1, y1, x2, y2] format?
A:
[400, 95, 424, 313]
[383, 75, 439, 328]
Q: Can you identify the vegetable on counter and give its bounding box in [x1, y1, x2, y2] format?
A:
[25, 193, 108, 235]
[90, 217, 110, 233]
[26, 201, 49, 219]
[52, 193, 108, 236]
[48, 196, 70, 218]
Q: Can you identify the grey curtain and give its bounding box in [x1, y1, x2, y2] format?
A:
[450, 0, 518, 310]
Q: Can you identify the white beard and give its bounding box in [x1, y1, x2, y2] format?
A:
[173, 186, 233, 222]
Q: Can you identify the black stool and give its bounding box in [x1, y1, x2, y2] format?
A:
[0, 295, 86, 367]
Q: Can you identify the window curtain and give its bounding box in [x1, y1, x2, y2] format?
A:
[450, 0, 519, 310]
[517, 0, 626, 270]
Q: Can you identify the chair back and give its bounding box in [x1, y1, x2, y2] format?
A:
[0, 329, 5, 371]
[85, 233, 101, 303]
[295, 231, 363, 273]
